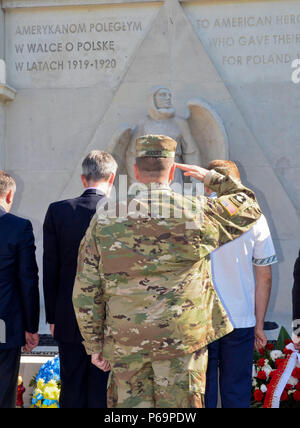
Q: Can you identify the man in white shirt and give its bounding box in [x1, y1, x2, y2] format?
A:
[204, 160, 278, 408]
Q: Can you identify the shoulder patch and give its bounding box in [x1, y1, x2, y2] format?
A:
[219, 198, 240, 216]
[233, 194, 247, 204]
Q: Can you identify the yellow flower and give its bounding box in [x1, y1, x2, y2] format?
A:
[44, 386, 56, 400]
[33, 388, 43, 397]
[37, 379, 45, 390]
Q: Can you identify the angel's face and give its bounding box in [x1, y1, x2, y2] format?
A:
[154, 88, 173, 110]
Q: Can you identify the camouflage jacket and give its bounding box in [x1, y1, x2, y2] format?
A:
[73, 171, 261, 362]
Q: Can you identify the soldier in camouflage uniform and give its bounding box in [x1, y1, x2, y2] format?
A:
[73, 135, 262, 408]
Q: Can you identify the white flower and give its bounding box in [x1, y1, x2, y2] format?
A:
[260, 384, 267, 393]
[287, 376, 298, 387]
[270, 350, 284, 361]
[252, 365, 257, 377]
[263, 364, 273, 377]
[252, 379, 257, 387]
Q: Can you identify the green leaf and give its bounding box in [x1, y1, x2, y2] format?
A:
[29, 376, 37, 388]
[276, 326, 291, 350]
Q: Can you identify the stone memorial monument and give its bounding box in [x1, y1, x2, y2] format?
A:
[0, 0, 299, 338]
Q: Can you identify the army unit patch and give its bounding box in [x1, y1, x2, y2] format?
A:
[233, 194, 247, 204]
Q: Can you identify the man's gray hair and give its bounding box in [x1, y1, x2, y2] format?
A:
[0, 171, 16, 197]
[82, 151, 118, 182]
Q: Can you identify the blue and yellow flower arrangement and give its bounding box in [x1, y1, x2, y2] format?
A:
[30, 356, 60, 408]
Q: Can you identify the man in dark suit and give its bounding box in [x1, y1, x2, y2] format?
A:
[293, 250, 300, 351]
[43, 151, 117, 408]
[0, 171, 40, 408]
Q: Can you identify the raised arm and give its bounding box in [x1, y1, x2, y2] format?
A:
[176, 163, 261, 250]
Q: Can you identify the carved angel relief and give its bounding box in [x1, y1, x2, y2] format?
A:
[110, 85, 228, 186]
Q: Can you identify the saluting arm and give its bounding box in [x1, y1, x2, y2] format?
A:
[204, 169, 261, 246]
[176, 163, 261, 249]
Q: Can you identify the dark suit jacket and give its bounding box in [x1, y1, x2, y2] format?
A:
[0, 206, 39, 349]
[293, 250, 300, 338]
[43, 189, 106, 343]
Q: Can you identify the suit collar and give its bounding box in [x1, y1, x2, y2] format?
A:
[80, 188, 106, 198]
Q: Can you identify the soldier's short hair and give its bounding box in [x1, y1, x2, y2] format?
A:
[0, 171, 16, 197]
[82, 151, 118, 182]
[135, 157, 174, 175]
[207, 160, 241, 181]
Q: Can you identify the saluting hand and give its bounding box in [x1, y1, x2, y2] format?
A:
[175, 163, 209, 182]
[92, 353, 111, 372]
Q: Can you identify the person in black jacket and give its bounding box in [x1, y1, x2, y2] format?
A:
[43, 151, 117, 408]
[293, 250, 300, 351]
[0, 171, 39, 408]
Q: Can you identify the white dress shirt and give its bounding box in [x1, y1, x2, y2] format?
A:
[210, 214, 278, 329]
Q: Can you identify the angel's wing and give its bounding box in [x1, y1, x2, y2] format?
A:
[186, 99, 228, 168]
[107, 124, 133, 176]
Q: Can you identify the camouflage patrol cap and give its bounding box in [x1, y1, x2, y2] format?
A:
[211, 166, 228, 176]
[135, 135, 177, 158]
